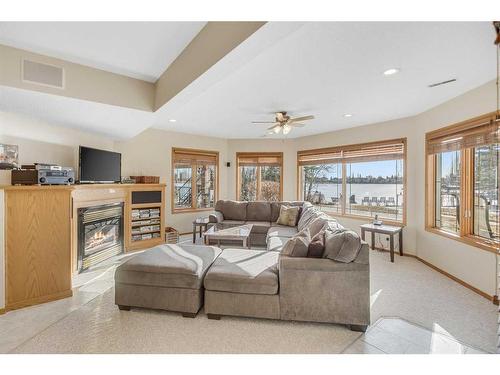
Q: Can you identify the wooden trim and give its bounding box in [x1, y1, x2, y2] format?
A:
[425, 227, 499, 254]
[171, 147, 219, 214]
[297, 138, 407, 225]
[0, 308, 5, 315]
[6, 290, 73, 312]
[236, 152, 283, 201]
[424, 113, 499, 253]
[372, 249, 498, 304]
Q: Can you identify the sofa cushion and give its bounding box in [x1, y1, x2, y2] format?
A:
[267, 236, 290, 252]
[323, 229, 346, 260]
[307, 230, 326, 258]
[204, 249, 279, 295]
[281, 228, 311, 257]
[221, 200, 248, 221]
[270, 201, 304, 222]
[329, 230, 363, 263]
[308, 215, 330, 238]
[245, 220, 271, 234]
[246, 201, 272, 221]
[267, 225, 298, 239]
[297, 206, 321, 231]
[115, 244, 222, 289]
[276, 205, 300, 226]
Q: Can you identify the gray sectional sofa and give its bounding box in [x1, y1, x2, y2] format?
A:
[115, 200, 370, 332]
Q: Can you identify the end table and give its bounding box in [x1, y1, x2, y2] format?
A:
[360, 223, 403, 263]
[192, 217, 210, 243]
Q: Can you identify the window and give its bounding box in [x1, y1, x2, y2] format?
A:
[171, 148, 218, 212]
[425, 112, 499, 252]
[297, 139, 406, 224]
[236, 153, 283, 201]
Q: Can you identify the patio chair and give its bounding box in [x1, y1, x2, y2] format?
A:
[370, 197, 378, 206]
[387, 197, 395, 207]
[378, 197, 386, 206]
[362, 196, 370, 206]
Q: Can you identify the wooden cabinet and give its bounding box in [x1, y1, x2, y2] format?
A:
[5, 187, 73, 310]
[1, 183, 166, 312]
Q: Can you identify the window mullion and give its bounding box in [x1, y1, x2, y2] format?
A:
[191, 163, 197, 209]
[341, 162, 347, 216]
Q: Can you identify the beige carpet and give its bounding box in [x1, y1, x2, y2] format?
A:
[4, 249, 498, 354]
[10, 289, 360, 354]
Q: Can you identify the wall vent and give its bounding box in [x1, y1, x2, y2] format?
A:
[22, 59, 65, 89]
[428, 79, 456, 88]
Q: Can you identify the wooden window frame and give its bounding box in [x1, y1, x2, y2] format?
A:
[236, 152, 284, 201]
[171, 147, 219, 214]
[296, 138, 407, 226]
[425, 112, 499, 253]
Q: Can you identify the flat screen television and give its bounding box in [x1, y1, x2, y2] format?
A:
[79, 146, 121, 183]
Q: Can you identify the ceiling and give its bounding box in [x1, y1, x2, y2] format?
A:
[0, 22, 497, 140]
[0, 22, 206, 82]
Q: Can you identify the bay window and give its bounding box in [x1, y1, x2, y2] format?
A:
[297, 139, 406, 224]
[172, 148, 218, 212]
[425, 112, 499, 252]
[237, 153, 283, 201]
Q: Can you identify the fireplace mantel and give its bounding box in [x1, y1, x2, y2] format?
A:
[0, 183, 166, 313]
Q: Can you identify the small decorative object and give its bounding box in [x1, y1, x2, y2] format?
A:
[372, 214, 383, 226]
[0, 143, 19, 170]
[130, 175, 160, 184]
[165, 226, 179, 244]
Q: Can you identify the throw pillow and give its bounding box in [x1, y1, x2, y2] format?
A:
[333, 230, 362, 263]
[323, 228, 346, 259]
[297, 208, 321, 231]
[307, 230, 325, 258]
[276, 205, 300, 227]
[281, 228, 311, 257]
[308, 215, 328, 238]
[324, 229, 362, 263]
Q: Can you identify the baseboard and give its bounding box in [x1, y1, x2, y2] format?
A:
[6, 289, 73, 312]
[0, 308, 5, 315]
[370, 248, 497, 304]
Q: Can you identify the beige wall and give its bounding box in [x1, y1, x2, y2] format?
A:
[114, 128, 229, 233]
[0, 111, 115, 185]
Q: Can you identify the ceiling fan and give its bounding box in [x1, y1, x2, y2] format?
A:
[252, 111, 315, 135]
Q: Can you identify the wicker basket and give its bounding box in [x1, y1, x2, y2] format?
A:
[165, 227, 179, 244]
[130, 175, 160, 184]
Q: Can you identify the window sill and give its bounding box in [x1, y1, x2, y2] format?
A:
[172, 207, 214, 215]
[327, 212, 405, 227]
[425, 227, 498, 254]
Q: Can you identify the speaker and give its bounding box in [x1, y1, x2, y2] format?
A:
[226, 162, 231, 167]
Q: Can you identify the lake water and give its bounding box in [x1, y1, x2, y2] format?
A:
[313, 183, 404, 204]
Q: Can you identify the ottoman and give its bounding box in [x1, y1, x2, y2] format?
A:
[203, 248, 280, 320]
[115, 243, 221, 317]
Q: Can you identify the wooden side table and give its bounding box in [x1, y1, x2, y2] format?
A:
[360, 223, 403, 263]
[192, 218, 209, 243]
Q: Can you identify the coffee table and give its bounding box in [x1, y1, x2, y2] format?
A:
[203, 224, 253, 248]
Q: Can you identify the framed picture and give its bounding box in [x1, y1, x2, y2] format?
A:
[0, 143, 19, 170]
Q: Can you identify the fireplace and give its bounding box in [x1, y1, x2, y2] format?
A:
[78, 202, 124, 272]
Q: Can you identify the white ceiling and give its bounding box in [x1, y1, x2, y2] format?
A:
[155, 22, 496, 138]
[0, 22, 206, 82]
[0, 22, 497, 140]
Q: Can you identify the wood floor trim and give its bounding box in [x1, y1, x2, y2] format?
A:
[371, 248, 498, 304]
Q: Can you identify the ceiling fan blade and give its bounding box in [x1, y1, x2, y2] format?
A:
[252, 121, 277, 124]
[289, 115, 314, 123]
[267, 124, 281, 130]
[289, 123, 305, 127]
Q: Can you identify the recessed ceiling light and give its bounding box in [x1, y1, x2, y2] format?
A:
[169, 119, 177, 123]
[343, 114, 353, 118]
[383, 68, 400, 76]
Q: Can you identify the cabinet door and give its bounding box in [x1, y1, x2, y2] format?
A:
[6, 189, 72, 310]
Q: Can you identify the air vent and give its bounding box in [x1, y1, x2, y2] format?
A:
[22, 59, 64, 89]
[428, 79, 456, 88]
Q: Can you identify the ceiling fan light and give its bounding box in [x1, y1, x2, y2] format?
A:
[383, 68, 400, 76]
[282, 124, 291, 135]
